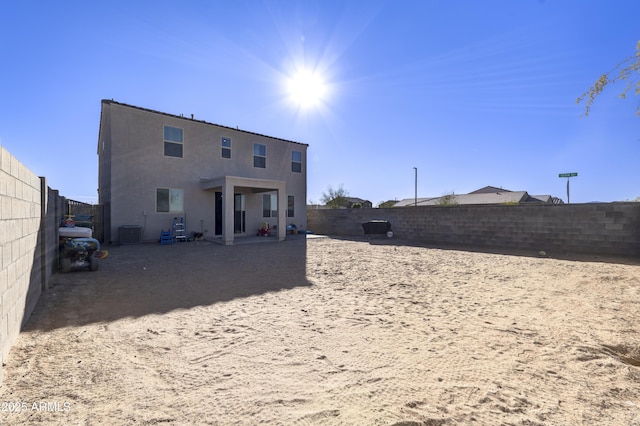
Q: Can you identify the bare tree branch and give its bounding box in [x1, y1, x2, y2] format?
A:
[577, 40, 640, 116]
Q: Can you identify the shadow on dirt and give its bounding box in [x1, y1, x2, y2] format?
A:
[26, 238, 310, 331]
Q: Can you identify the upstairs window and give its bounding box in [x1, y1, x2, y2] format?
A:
[221, 137, 231, 158]
[254, 143, 266, 168]
[291, 150, 302, 173]
[164, 126, 183, 158]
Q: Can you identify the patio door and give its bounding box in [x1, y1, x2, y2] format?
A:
[234, 194, 246, 234]
[214, 192, 245, 235]
[215, 192, 223, 235]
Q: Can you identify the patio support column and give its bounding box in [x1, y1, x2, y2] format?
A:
[222, 178, 235, 245]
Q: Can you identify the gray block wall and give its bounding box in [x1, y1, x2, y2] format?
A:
[0, 147, 63, 384]
[308, 203, 640, 257]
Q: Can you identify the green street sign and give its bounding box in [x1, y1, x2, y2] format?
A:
[558, 172, 577, 204]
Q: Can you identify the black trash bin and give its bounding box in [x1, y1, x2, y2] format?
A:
[362, 220, 391, 237]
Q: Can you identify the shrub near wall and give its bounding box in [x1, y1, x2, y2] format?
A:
[307, 203, 640, 257]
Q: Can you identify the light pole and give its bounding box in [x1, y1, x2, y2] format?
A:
[413, 167, 417, 206]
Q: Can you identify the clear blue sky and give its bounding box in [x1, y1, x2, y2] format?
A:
[1, 0, 638, 205]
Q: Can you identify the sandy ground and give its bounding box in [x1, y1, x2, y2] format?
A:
[1, 236, 639, 425]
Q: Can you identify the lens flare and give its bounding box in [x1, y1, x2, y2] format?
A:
[287, 69, 326, 108]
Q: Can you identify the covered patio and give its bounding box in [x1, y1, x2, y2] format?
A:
[200, 175, 287, 245]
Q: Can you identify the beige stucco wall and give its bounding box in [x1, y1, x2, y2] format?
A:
[98, 101, 307, 243]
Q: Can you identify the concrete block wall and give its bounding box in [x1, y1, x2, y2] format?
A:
[44, 189, 64, 285]
[307, 203, 640, 257]
[0, 147, 56, 384]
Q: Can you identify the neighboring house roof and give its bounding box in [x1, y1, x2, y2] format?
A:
[320, 197, 373, 209]
[468, 186, 511, 194]
[525, 194, 550, 203]
[419, 191, 529, 206]
[99, 99, 308, 151]
[344, 197, 372, 207]
[393, 186, 564, 206]
[344, 197, 367, 203]
[392, 197, 439, 207]
[526, 195, 565, 204]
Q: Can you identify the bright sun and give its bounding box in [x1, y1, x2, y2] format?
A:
[287, 69, 326, 108]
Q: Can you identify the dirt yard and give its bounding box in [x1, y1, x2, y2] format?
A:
[1, 236, 639, 425]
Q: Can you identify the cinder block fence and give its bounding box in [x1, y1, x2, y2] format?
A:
[0, 147, 66, 384]
[308, 203, 640, 257]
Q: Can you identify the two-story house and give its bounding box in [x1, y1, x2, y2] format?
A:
[98, 100, 308, 245]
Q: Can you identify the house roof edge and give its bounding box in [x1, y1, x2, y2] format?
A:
[100, 99, 308, 147]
